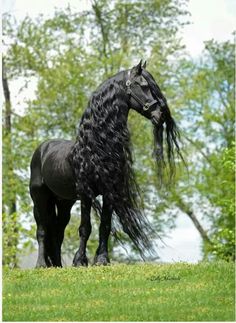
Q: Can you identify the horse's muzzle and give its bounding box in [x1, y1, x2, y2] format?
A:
[151, 109, 163, 126]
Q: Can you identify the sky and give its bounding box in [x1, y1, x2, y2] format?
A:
[182, 0, 235, 55]
[2, 0, 235, 265]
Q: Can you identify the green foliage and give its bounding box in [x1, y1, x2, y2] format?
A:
[186, 42, 235, 260]
[151, 39, 235, 260]
[204, 144, 235, 260]
[3, 262, 235, 321]
[2, 101, 37, 267]
[2, 212, 19, 268]
[208, 228, 235, 262]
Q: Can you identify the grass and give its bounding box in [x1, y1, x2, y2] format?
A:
[3, 261, 235, 321]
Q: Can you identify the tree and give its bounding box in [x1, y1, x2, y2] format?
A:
[2, 57, 19, 267]
[151, 39, 235, 260]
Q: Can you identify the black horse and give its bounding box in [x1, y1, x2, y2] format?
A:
[30, 61, 182, 268]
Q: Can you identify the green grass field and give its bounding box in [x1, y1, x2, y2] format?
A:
[3, 261, 235, 321]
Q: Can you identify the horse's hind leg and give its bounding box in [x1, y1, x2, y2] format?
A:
[54, 199, 75, 267]
[33, 197, 72, 268]
[94, 196, 112, 266]
[45, 199, 61, 267]
[73, 195, 92, 267]
[33, 205, 48, 268]
[31, 186, 54, 268]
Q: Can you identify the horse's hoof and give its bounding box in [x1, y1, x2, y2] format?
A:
[93, 255, 110, 266]
[35, 260, 47, 268]
[73, 257, 88, 267]
[73, 251, 88, 267]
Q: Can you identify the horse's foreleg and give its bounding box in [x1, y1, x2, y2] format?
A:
[73, 195, 92, 267]
[94, 196, 112, 266]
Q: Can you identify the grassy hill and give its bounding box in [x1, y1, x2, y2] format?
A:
[3, 261, 235, 321]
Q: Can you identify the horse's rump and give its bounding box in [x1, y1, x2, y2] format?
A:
[30, 139, 77, 200]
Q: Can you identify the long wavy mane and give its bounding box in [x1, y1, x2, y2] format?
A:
[142, 69, 184, 184]
[69, 71, 153, 254]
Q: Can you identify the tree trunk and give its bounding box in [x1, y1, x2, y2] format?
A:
[177, 198, 212, 245]
[2, 57, 18, 267]
[186, 210, 212, 244]
[92, 0, 110, 74]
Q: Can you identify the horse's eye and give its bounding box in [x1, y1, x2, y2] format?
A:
[134, 80, 148, 87]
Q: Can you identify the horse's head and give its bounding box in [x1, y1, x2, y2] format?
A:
[126, 60, 184, 183]
[126, 60, 165, 127]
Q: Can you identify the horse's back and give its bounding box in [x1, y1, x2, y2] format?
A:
[30, 139, 77, 200]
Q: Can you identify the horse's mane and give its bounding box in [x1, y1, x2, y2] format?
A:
[69, 71, 128, 199]
[68, 70, 152, 254]
[142, 69, 184, 184]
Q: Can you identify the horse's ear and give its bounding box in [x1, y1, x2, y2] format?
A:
[131, 60, 142, 76]
[142, 60, 147, 69]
